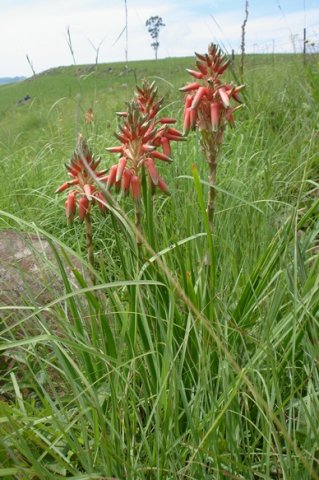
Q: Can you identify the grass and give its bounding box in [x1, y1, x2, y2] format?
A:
[0, 53, 318, 479]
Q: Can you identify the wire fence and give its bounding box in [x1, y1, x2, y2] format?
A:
[243, 21, 319, 55]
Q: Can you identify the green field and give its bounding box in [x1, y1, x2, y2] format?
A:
[0, 53, 318, 479]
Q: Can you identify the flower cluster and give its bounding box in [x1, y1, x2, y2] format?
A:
[135, 81, 185, 156]
[180, 43, 244, 139]
[56, 134, 108, 223]
[106, 80, 184, 199]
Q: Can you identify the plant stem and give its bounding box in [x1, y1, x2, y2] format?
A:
[84, 213, 95, 283]
[240, 0, 249, 82]
[135, 199, 143, 253]
[201, 130, 221, 234]
[207, 155, 217, 228]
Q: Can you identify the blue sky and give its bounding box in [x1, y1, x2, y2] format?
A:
[0, 0, 318, 77]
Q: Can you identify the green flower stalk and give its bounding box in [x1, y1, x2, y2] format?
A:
[180, 43, 244, 232]
[56, 134, 109, 275]
[106, 81, 184, 245]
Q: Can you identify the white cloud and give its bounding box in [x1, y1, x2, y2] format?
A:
[0, 1, 318, 76]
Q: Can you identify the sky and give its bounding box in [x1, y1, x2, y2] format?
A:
[0, 0, 319, 77]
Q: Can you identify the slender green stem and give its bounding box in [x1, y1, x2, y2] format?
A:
[201, 130, 221, 233]
[134, 198, 143, 263]
[135, 200, 142, 242]
[84, 213, 95, 283]
[200, 130, 222, 269]
[207, 156, 217, 227]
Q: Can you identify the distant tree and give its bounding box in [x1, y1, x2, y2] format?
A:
[145, 16, 165, 60]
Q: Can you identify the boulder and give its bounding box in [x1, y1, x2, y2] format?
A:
[0, 230, 83, 311]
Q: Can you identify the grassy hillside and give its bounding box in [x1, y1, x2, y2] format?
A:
[0, 57, 194, 232]
[0, 53, 318, 479]
[1, 54, 316, 235]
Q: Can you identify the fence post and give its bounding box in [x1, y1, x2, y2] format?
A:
[303, 27, 306, 65]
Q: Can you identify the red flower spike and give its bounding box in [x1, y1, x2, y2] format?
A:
[181, 43, 244, 139]
[56, 134, 110, 222]
[106, 81, 181, 199]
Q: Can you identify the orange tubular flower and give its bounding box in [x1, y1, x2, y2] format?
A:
[106, 81, 184, 199]
[134, 80, 184, 153]
[56, 134, 109, 223]
[180, 43, 244, 137]
[85, 107, 94, 124]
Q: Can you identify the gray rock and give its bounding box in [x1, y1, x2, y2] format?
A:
[0, 230, 83, 311]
